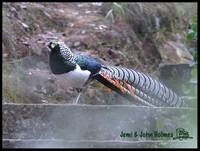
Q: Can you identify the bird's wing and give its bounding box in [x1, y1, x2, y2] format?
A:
[94, 65, 184, 107]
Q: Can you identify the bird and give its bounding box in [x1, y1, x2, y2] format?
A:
[48, 41, 184, 107]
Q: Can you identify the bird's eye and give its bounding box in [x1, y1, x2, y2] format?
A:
[48, 41, 60, 52]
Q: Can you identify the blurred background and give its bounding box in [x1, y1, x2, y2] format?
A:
[2, 2, 197, 148]
[2, 2, 197, 106]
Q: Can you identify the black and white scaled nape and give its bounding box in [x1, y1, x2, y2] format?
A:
[49, 41, 75, 63]
[48, 41, 77, 74]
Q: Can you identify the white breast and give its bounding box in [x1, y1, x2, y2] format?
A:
[56, 64, 91, 88]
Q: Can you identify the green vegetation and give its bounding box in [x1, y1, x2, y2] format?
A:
[186, 16, 197, 62]
[183, 15, 197, 107]
[186, 16, 197, 41]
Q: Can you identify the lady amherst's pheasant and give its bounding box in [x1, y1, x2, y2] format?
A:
[48, 41, 184, 107]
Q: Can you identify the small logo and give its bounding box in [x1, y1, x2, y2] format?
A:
[173, 128, 193, 141]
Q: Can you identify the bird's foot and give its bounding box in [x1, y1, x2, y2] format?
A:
[73, 88, 82, 104]
[74, 92, 82, 104]
[75, 88, 83, 93]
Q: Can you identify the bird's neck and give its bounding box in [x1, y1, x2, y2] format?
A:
[75, 55, 102, 75]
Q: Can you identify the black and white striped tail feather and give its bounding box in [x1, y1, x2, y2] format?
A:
[100, 65, 184, 107]
[118, 79, 167, 107]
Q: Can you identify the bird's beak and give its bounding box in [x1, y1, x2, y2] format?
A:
[45, 42, 51, 52]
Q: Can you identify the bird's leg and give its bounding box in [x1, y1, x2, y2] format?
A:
[74, 88, 83, 104]
[73, 79, 93, 104]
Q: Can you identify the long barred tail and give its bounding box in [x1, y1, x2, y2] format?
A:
[94, 65, 184, 107]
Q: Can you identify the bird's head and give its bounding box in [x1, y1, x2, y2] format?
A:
[48, 41, 60, 51]
[48, 41, 76, 74]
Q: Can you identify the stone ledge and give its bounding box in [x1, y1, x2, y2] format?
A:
[3, 104, 197, 148]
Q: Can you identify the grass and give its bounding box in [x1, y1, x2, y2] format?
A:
[103, 3, 197, 44]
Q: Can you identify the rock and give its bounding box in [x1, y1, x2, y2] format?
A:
[85, 10, 91, 14]
[3, 53, 8, 58]
[72, 12, 79, 16]
[20, 21, 29, 29]
[162, 41, 194, 64]
[92, 3, 103, 7]
[77, 4, 84, 7]
[87, 89, 96, 98]
[68, 23, 74, 27]
[88, 23, 96, 27]
[158, 63, 192, 95]
[74, 41, 81, 47]
[66, 41, 73, 47]
[81, 30, 86, 34]
[107, 49, 121, 59]
[98, 25, 108, 31]
[41, 100, 48, 103]
[28, 71, 32, 75]
[99, 25, 107, 29]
